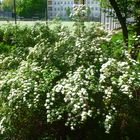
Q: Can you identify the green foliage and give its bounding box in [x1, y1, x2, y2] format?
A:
[16, 0, 46, 18]
[1, 0, 13, 12]
[0, 6, 140, 140]
[65, 6, 71, 18]
[1, 0, 46, 18]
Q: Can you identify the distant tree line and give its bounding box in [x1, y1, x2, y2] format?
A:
[1, 0, 47, 18]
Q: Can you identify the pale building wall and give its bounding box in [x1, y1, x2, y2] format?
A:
[47, 0, 101, 20]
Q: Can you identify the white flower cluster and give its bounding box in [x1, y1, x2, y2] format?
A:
[45, 92, 56, 123]
[70, 5, 87, 22]
[0, 117, 6, 134]
[0, 17, 139, 137]
[104, 86, 113, 105]
[100, 58, 116, 83]
[100, 56, 139, 99]
[104, 113, 113, 133]
[45, 66, 96, 129]
[99, 55, 140, 131]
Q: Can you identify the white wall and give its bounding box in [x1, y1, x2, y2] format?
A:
[48, 0, 101, 20]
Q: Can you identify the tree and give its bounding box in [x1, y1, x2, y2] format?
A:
[100, 0, 130, 46]
[74, 0, 85, 4]
[100, 0, 139, 59]
[109, 0, 128, 46]
[65, 6, 71, 19]
[132, 0, 140, 59]
[87, 6, 91, 20]
[1, 0, 47, 18]
[131, 0, 140, 37]
[17, 0, 46, 18]
[82, 0, 85, 4]
[1, 0, 13, 12]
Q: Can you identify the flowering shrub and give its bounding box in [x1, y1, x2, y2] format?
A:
[0, 7, 140, 140]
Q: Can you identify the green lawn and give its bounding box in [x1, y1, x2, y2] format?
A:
[0, 20, 46, 26]
[0, 20, 97, 28]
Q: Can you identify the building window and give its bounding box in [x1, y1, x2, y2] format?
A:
[94, 13, 99, 17]
[95, 7, 99, 11]
[96, 1, 99, 4]
[49, 13, 52, 16]
[48, 7, 52, 11]
[48, 1, 52, 5]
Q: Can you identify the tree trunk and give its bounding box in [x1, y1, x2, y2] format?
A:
[109, 0, 128, 46]
[132, 0, 140, 59]
[135, 0, 140, 36]
[83, 0, 85, 5]
[82, 0, 85, 5]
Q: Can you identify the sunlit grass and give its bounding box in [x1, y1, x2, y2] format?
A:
[0, 20, 97, 28]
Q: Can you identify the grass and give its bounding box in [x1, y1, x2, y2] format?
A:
[0, 20, 97, 29]
[111, 30, 123, 41]
[0, 20, 46, 26]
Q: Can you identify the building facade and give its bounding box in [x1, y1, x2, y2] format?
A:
[47, 0, 101, 20]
